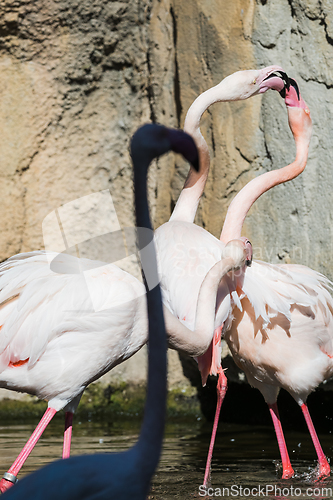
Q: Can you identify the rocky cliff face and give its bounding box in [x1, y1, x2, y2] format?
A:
[171, 0, 333, 279]
[0, 0, 332, 393]
[0, 0, 154, 261]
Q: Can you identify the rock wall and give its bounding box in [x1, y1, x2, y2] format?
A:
[171, 0, 333, 279]
[0, 0, 153, 259]
[0, 0, 333, 394]
[251, 0, 333, 279]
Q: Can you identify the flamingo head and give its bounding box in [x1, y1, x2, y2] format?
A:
[258, 66, 290, 96]
[222, 238, 253, 269]
[284, 78, 312, 146]
[131, 124, 199, 172]
[217, 65, 290, 101]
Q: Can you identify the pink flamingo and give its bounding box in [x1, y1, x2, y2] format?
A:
[220, 80, 332, 479]
[1, 124, 250, 500]
[155, 65, 289, 485]
[0, 126, 233, 493]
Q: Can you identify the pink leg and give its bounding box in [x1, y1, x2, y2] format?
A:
[203, 367, 227, 487]
[0, 407, 57, 493]
[301, 403, 330, 478]
[62, 411, 74, 459]
[268, 403, 294, 479]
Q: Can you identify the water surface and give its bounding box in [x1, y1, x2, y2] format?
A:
[0, 419, 332, 499]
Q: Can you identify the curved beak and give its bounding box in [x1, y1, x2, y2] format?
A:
[260, 70, 290, 97]
[284, 77, 309, 113]
[245, 240, 253, 267]
[288, 78, 300, 100]
[239, 237, 253, 267]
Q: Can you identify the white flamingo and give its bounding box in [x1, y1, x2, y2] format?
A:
[220, 80, 332, 479]
[1, 124, 249, 500]
[155, 65, 289, 485]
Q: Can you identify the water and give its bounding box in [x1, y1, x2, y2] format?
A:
[0, 418, 332, 499]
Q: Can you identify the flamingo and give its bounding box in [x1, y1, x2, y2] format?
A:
[0, 123, 248, 493]
[155, 65, 290, 485]
[1, 124, 250, 500]
[219, 80, 332, 479]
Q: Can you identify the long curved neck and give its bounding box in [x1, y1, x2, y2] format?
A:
[163, 256, 240, 357]
[133, 157, 167, 474]
[170, 83, 233, 223]
[220, 126, 309, 243]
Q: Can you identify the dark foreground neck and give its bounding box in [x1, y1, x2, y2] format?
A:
[132, 156, 167, 476]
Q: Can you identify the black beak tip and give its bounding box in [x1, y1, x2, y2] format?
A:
[264, 70, 291, 99]
[280, 71, 290, 90]
[279, 87, 286, 99]
[289, 78, 300, 100]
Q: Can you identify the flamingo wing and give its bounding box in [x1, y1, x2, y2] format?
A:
[0, 252, 146, 374]
[241, 261, 333, 345]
